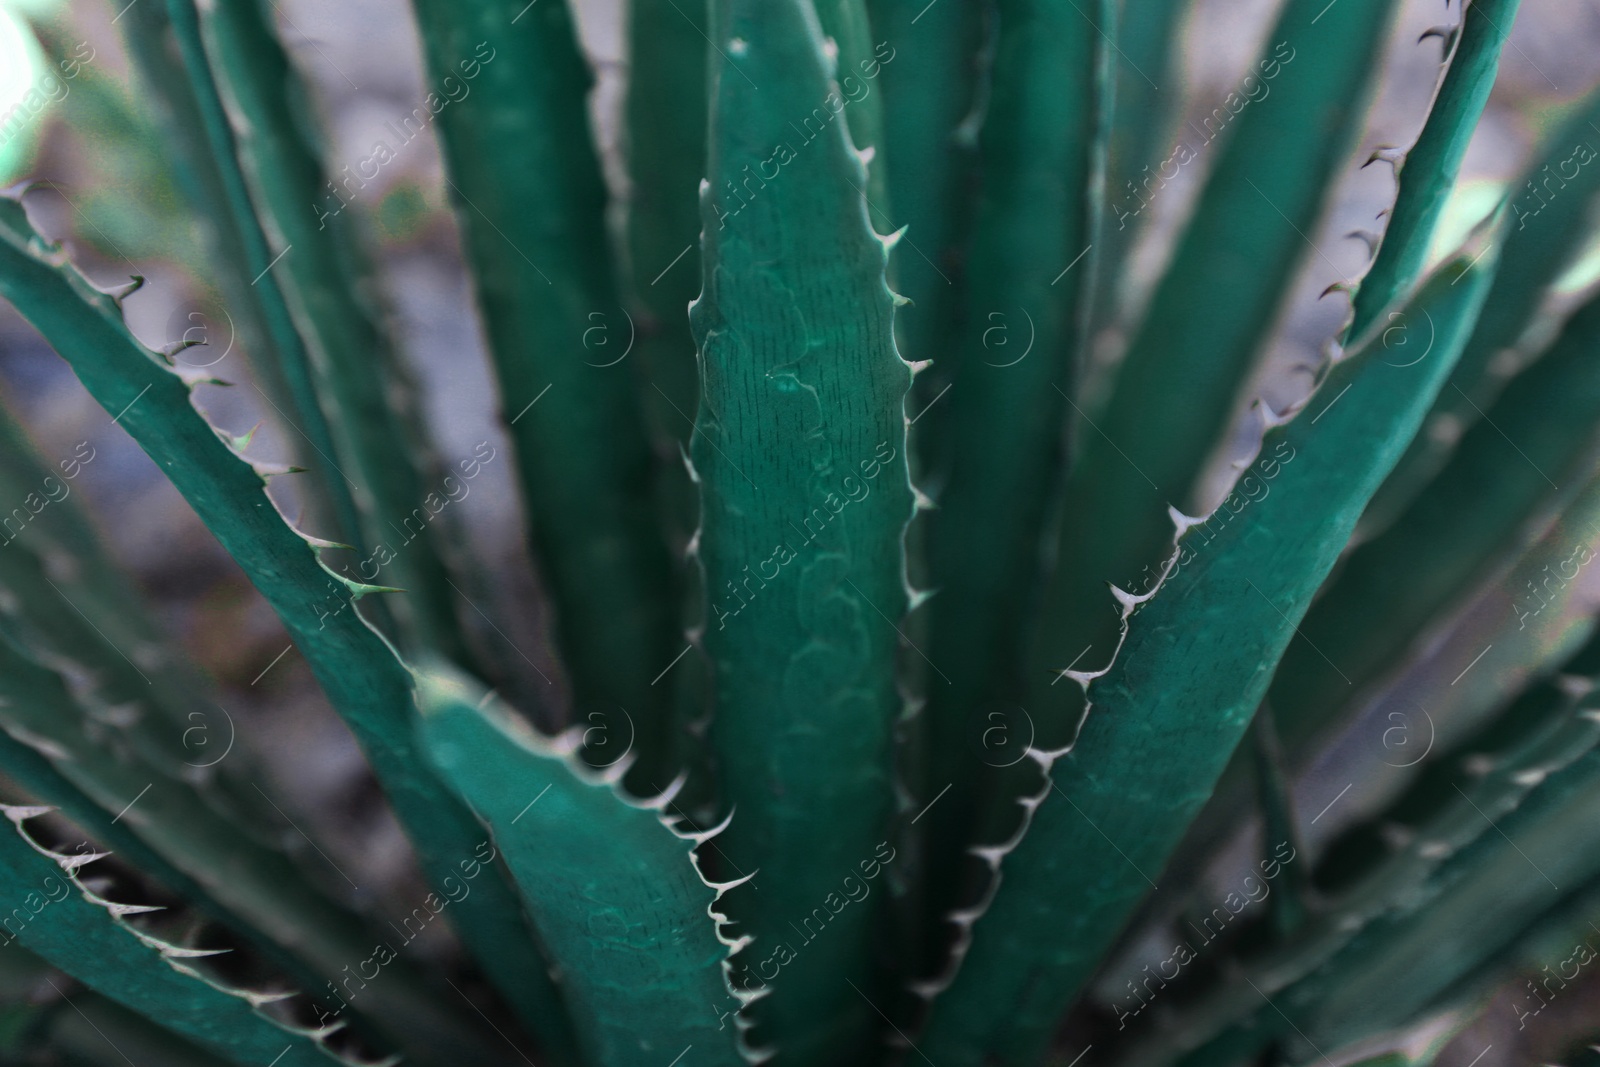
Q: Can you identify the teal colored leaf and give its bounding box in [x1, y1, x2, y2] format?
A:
[1273, 284, 1600, 756]
[1113, 625, 1600, 1067]
[1360, 85, 1600, 534]
[0, 192, 578, 1064]
[868, 0, 981, 460]
[1027, 0, 1402, 708]
[1208, 735, 1600, 1063]
[689, 0, 915, 1060]
[414, 670, 752, 1067]
[625, 0, 707, 512]
[921, 242, 1498, 1067]
[0, 624, 501, 1064]
[111, 0, 333, 532]
[1346, 0, 1523, 340]
[814, 0, 891, 217]
[1090, 0, 1193, 342]
[405, 0, 682, 780]
[138, 0, 366, 557]
[0, 806, 361, 1067]
[187, 0, 471, 665]
[916, 0, 1107, 977]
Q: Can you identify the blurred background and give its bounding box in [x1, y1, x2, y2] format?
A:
[4, 0, 1600, 1062]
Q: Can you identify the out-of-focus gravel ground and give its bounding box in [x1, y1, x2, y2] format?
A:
[2, 0, 1600, 1058]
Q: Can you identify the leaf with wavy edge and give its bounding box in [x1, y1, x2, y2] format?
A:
[415, 669, 756, 1067]
[1184, 729, 1600, 1065]
[689, 0, 918, 1059]
[916, 0, 1108, 982]
[0, 623, 507, 1064]
[405, 0, 681, 783]
[126, 0, 365, 559]
[0, 190, 577, 1064]
[185, 0, 471, 665]
[1025, 0, 1403, 719]
[0, 805, 378, 1067]
[920, 237, 1500, 1066]
[1114, 628, 1600, 1067]
[1360, 83, 1600, 535]
[1346, 0, 1522, 340]
[1274, 282, 1600, 756]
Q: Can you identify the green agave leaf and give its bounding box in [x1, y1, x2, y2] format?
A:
[1360, 84, 1600, 534]
[187, 0, 470, 665]
[920, 242, 1499, 1066]
[867, 0, 981, 462]
[690, 0, 915, 1060]
[0, 624, 501, 1063]
[916, 0, 1107, 975]
[625, 0, 707, 510]
[1114, 630, 1600, 1067]
[1273, 283, 1600, 756]
[47, 985, 238, 1067]
[0, 395, 288, 839]
[0, 396, 195, 763]
[132, 0, 365, 556]
[1190, 731, 1600, 1065]
[814, 0, 891, 218]
[1249, 711, 1312, 938]
[1346, 0, 1522, 340]
[414, 670, 752, 1067]
[406, 0, 681, 777]
[623, 0, 712, 782]
[0, 805, 365, 1067]
[112, 0, 329, 523]
[1023, 0, 1403, 761]
[1090, 0, 1193, 345]
[0, 192, 579, 1064]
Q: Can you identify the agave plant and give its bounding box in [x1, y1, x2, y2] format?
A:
[0, 0, 1595, 1063]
